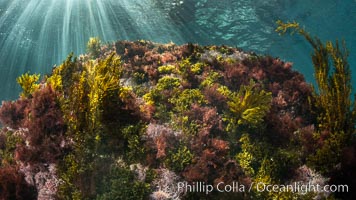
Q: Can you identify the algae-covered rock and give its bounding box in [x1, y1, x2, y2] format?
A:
[0, 38, 352, 199]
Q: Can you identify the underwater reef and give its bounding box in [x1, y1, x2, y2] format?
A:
[0, 23, 356, 200]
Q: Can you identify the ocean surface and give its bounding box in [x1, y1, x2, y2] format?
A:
[0, 0, 355, 102]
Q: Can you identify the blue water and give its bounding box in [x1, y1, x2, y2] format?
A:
[0, 0, 355, 102]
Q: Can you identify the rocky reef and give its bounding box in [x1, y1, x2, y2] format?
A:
[0, 28, 355, 199]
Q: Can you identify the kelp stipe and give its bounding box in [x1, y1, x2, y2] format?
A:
[276, 20, 355, 173]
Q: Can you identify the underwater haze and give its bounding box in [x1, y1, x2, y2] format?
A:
[0, 0, 355, 101]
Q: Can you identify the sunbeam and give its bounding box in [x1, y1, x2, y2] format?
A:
[0, 0, 184, 100]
